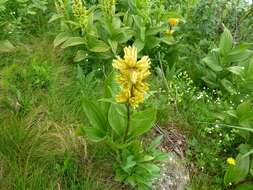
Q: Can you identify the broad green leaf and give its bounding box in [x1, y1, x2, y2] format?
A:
[139, 155, 154, 162]
[87, 36, 110, 52]
[219, 26, 233, 56]
[201, 76, 219, 88]
[61, 37, 86, 49]
[108, 40, 118, 54]
[133, 39, 144, 52]
[227, 66, 244, 76]
[161, 36, 175, 45]
[148, 136, 163, 151]
[114, 28, 133, 43]
[53, 32, 71, 48]
[235, 183, 253, 190]
[226, 110, 238, 118]
[74, 50, 87, 62]
[104, 71, 118, 98]
[224, 154, 250, 186]
[145, 36, 160, 49]
[82, 98, 107, 132]
[203, 55, 223, 72]
[108, 104, 127, 136]
[146, 26, 167, 36]
[75, 125, 86, 136]
[103, 71, 118, 114]
[123, 155, 136, 171]
[129, 108, 157, 138]
[83, 127, 106, 142]
[237, 101, 253, 123]
[221, 79, 236, 94]
[241, 149, 253, 159]
[141, 163, 160, 175]
[0, 40, 15, 52]
[237, 101, 252, 116]
[48, 14, 63, 23]
[228, 48, 253, 63]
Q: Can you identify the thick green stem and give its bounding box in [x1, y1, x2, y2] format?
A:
[123, 103, 130, 142]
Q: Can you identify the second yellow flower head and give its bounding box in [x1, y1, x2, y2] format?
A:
[168, 18, 179, 26]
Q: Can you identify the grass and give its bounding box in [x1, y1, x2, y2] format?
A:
[0, 38, 125, 190]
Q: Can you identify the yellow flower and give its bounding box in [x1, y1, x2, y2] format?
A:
[165, 29, 175, 35]
[112, 46, 151, 108]
[168, 18, 179, 26]
[227, 157, 236, 166]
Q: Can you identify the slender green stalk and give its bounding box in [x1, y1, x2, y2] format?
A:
[123, 103, 130, 142]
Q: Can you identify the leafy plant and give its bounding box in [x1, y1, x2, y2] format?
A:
[78, 46, 166, 189]
[50, 0, 176, 66]
[217, 101, 253, 189]
[201, 26, 253, 94]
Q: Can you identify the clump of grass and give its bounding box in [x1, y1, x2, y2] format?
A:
[0, 38, 125, 190]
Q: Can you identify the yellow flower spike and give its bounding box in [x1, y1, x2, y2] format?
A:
[227, 157, 236, 166]
[112, 46, 151, 108]
[168, 18, 179, 26]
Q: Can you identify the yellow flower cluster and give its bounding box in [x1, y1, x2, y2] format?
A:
[227, 157, 236, 166]
[72, 0, 89, 31]
[112, 46, 151, 108]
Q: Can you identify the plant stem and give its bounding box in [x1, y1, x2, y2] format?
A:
[123, 103, 130, 142]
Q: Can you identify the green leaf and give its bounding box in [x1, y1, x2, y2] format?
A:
[108, 104, 127, 136]
[219, 26, 233, 56]
[228, 48, 253, 63]
[241, 149, 253, 159]
[139, 155, 154, 162]
[226, 110, 238, 118]
[145, 36, 160, 49]
[61, 37, 86, 49]
[83, 127, 106, 142]
[75, 125, 86, 136]
[224, 154, 250, 186]
[235, 183, 253, 190]
[48, 14, 63, 23]
[160, 36, 175, 45]
[108, 40, 118, 54]
[221, 79, 236, 94]
[146, 26, 167, 36]
[203, 55, 223, 72]
[227, 66, 244, 76]
[74, 50, 87, 62]
[0, 40, 15, 52]
[237, 101, 253, 123]
[53, 32, 71, 48]
[141, 163, 160, 175]
[129, 108, 157, 138]
[104, 71, 118, 98]
[123, 155, 136, 171]
[133, 39, 144, 52]
[237, 101, 252, 117]
[148, 136, 163, 151]
[82, 98, 107, 132]
[87, 36, 110, 52]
